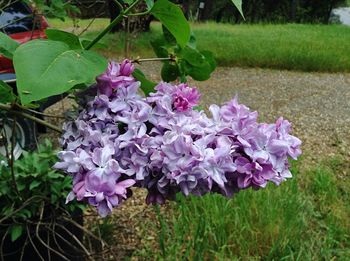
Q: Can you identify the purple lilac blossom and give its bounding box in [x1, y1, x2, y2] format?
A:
[96, 60, 135, 97]
[54, 60, 302, 217]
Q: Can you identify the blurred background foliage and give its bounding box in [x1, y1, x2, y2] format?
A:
[178, 0, 347, 24]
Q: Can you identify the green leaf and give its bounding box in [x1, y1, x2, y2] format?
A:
[201, 50, 217, 71]
[145, 0, 154, 10]
[132, 69, 157, 96]
[180, 46, 207, 67]
[48, 170, 63, 179]
[0, 81, 16, 104]
[230, 0, 245, 19]
[14, 40, 107, 105]
[10, 225, 23, 242]
[45, 29, 82, 49]
[29, 180, 41, 190]
[188, 32, 197, 49]
[150, 38, 169, 58]
[161, 63, 179, 82]
[0, 32, 20, 59]
[182, 57, 214, 82]
[151, 0, 190, 48]
[178, 47, 216, 81]
[186, 63, 212, 81]
[162, 25, 176, 45]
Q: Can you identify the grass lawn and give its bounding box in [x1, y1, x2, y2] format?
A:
[135, 156, 350, 260]
[50, 19, 350, 72]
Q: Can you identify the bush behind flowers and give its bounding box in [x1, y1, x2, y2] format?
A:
[54, 60, 301, 217]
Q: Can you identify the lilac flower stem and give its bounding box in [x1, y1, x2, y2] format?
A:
[132, 57, 176, 63]
[84, 0, 142, 50]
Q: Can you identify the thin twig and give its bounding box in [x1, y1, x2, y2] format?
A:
[0, 103, 62, 133]
[46, 222, 112, 259]
[48, 223, 85, 258]
[78, 17, 96, 36]
[50, 222, 67, 254]
[0, 0, 21, 12]
[113, 0, 124, 12]
[19, 234, 29, 261]
[128, 10, 151, 16]
[96, 220, 104, 253]
[0, 196, 44, 223]
[53, 223, 94, 261]
[46, 224, 51, 261]
[35, 204, 70, 261]
[26, 224, 45, 261]
[0, 227, 9, 261]
[132, 57, 176, 63]
[62, 216, 118, 260]
[0, 14, 32, 30]
[85, 0, 142, 50]
[14, 104, 65, 119]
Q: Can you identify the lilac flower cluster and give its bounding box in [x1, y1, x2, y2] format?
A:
[54, 60, 302, 217]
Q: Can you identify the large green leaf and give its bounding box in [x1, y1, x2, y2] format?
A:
[180, 46, 207, 67]
[151, 0, 190, 48]
[0, 81, 16, 104]
[162, 25, 176, 45]
[230, 0, 245, 19]
[178, 47, 216, 81]
[0, 32, 19, 59]
[185, 62, 212, 81]
[150, 37, 169, 58]
[161, 63, 179, 82]
[132, 69, 157, 96]
[201, 50, 217, 71]
[14, 40, 107, 105]
[45, 29, 82, 49]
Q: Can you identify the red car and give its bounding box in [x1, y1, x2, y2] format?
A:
[0, 1, 48, 78]
[0, 1, 50, 158]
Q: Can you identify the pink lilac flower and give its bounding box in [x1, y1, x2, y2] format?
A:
[55, 60, 302, 217]
[173, 83, 201, 112]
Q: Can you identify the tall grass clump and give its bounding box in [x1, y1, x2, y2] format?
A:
[135, 157, 350, 260]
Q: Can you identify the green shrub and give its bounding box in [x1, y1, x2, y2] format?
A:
[0, 140, 83, 241]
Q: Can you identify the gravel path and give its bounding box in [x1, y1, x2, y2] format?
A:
[137, 64, 350, 162]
